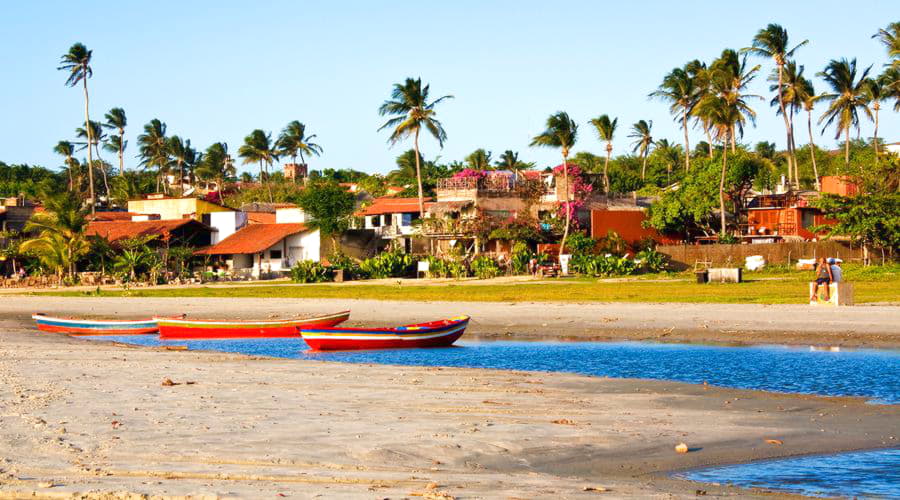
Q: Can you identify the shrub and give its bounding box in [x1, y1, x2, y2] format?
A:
[565, 232, 596, 255]
[569, 254, 636, 277]
[471, 255, 501, 279]
[425, 256, 468, 279]
[635, 248, 668, 273]
[510, 242, 532, 275]
[359, 250, 414, 279]
[290, 260, 331, 283]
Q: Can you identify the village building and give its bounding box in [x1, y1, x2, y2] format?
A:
[742, 176, 855, 242]
[358, 197, 431, 253]
[126, 195, 233, 221]
[85, 218, 214, 247]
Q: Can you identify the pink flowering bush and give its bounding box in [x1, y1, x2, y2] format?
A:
[553, 163, 593, 221]
[452, 168, 487, 179]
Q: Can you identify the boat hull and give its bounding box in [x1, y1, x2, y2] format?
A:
[301, 317, 468, 351]
[157, 311, 351, 340]
[32, 314, 159, 335]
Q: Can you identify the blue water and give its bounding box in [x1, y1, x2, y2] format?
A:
[677, 448, 900, 498]
[81, 336, 900, 498]
[84, 336, 900, 404]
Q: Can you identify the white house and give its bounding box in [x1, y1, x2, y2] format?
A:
[359, 197, 429, 239]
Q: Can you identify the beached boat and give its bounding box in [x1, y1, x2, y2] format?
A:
[156, 310, 351, 340]
[300, 316, 469, 351]
[32, 313, 161, 335]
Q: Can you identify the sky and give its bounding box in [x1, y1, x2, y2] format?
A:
[1, 1, 897, 177]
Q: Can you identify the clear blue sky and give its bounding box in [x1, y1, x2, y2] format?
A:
[2, 1, 897, 176]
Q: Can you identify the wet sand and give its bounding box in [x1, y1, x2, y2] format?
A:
[1, 298, 899, 498]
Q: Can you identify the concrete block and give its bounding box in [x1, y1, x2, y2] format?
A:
[809, 282, 854, 306]
[707, 268, 742, 283]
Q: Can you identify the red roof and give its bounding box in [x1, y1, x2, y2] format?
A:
[86, 219, 205, 243]
[246, 212, 276, 224]
[359, 197, 432, 216]
[90, 211, 140, 222]
[195, 223, 308, 255]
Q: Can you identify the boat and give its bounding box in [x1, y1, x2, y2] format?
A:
[156, 310, 351, 340]
[300, 316, 469, 351]
[32, 313, 161, 335]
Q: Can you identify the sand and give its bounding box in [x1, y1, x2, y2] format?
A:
[1, 297, 899, 498]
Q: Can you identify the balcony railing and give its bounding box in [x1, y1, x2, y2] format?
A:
[419, 218, 480, 237]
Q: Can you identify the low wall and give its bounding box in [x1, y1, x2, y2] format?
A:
[658, 241, 865, 269]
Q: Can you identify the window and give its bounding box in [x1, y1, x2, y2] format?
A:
[401, 213, 413, 226]
[269, 250, 282, 260]
[801, 210, 815, 229]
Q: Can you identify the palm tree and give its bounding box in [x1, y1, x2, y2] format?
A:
[137, 119, 170, 192]
[378, 77, 453, 216]
[628, 120, 654, 180]
[75, 120, 110, 199]
[796, 72, 823, 190]
[58, 43, 96, 213]
[695, 87, 741, 236]
[197, 142, 235, 191]
[652, 138, 682, 184]
[879, 66, 900, 113]
[102, 108, 127, 176]
[744, 24, 808, 186]
[817, 58, 873, 169]
[686, 60, 715, 158]
[861, 78, 885, 155]
[276, 121, 323, 171]
[238, 129, 278, 202]
[464, 149, 492, 170]
[650, 66, 697, 172]
[20, 191, 89, 279]
[707, 49, 761, 153]
[872, 22, 900, 68]
[530, 111, 578, 259]
[167, 136, 190, 196]
[53, 141, 77, 191]
[495, 150, 524, 170]
[589, 115, 617, 194]
[769, 61, 804, 185]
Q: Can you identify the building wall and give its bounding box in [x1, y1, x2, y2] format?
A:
[590, 209, 660, 244]
[207, 211, 248, 244]
[127, 198, 232, 221]
[747, 208, 834, 240]
[658, 240, 864, 269]
[275, 207, 307, 223]
[820, 176, 859, 197]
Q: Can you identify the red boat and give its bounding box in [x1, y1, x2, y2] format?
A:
[300, 316, 469, 351]
[32, 313, 162, 335]
[156, 310, 351, 340]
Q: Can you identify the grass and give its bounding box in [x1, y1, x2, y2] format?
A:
[36, 264, 900, 305]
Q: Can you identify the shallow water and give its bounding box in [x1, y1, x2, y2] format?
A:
[676, 447, 900, 498]
[80, 336, 900, 498]
[83, 336, 900, 404]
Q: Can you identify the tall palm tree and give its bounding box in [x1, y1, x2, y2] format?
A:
[21, 191, 89, 279]
[137, 119, 170, 193]
[530, 112, 578, 258]
[168, 136, 191, 196]
[58, 43, 96, 212]
[796, 72, 823, 190]
[769, 60, 804, 185]
[276, 121, 323, 169]
[53, 140, 77, 191]
[879, 66, 900, 112]
[708, 49, 761, 153]
[695, 86, 742, 236]
[744, 24, 808, 186]
[238, 129, 278, 202]
[102, 107, 127, 176]
[861, 78, 885, 155]
[650, 66, 697, 172]
[75, 120, 109, 199]
[628, 120, 654, 180]
[197, 142, 235, 191]
[378, 78, 453, 216]
[589, 115, 617, 194]
[653, 138, 682, 184]
[817, 58, 873, 169]
[464, 149, 492, 170]
[872, 22, 900, 68]
[686, 60, 715, 158]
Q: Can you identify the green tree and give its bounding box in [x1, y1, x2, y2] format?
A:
[872, 22, 900, 69]
[628, 120, 654, 180]
[276, 121, 323, 170]
[20, 191, 89, 279]
[813, 192, 900, 264]
[495, 150, 532, 171]
[861, 77, 885, 155]
[464, 148, 492, 170]
[102, 107, 127, 176]
[817, 58, 872, 169]
[238, 129, 278, 203]
[167, 135, 191, 196]
[58, 43, 96, 213]
[530, 111, 578, 258]
[53, 140, 77, 191]
[75, 120, 109, 199]
[769, 60, 805, 185]
[744, 23, 808, 185]
[795, 69, 823, 189]
[650, 65, 697, 171]
[879, 66, 900, 112]
[378, 77, 453, 216]
[137, 119, 169, 193]
[197, 142, 235, 191]
[589, 115, 617, 194]
[296, 180, 357, 250]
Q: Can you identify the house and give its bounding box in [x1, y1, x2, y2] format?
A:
[126, 195, 233, 221]
[743, 176, 855, 242]
[589, 197, 673, 245]
[85, 219, 214, 247]
[194, 206, 320, 279]
[358, 197, 431, 253]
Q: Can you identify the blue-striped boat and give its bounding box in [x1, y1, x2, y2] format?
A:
[300, 316, 469, 351]
[32, 313, 162, 335]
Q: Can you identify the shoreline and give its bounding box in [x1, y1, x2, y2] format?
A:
[1, 299, 899, 498]
[5, 295, 900, 348]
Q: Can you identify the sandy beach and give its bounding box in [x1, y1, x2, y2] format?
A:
[1, 298, 899, 498]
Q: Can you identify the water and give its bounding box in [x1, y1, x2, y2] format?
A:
[84, 336, 900, 404]
[81, 336, 900, 497]
[677, 448, 900, 498]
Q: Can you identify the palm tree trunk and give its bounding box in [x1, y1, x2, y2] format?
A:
[413, 129, 425, 217]
[640, 150, 648, 181]
[81, 75, 95, 214]
[719, 135, 729, 237]
[843, 126, 850, 171]
[118, 126, 125, 176]
[682, 108, 691, 172]
[559, 152, 571, 261]
[787, 108, 799, 186]
[873, 106, 880, 157]
[179, 160, 185, 197]
[704, 123, 713, 157]
[776, 63, 796, 188]
[603, 147, 611, 195]
[730, 125, 736, 153]
[807, 109, 821, 191]
[65, 156, 73, 191]
[96, 144, 110, 201]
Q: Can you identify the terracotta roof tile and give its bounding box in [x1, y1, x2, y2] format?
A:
[86, 219, 206, 243]
[195, 223, 308, 255]
[246, 212, 276, 224]
[90, 211, 140, 222]
[360, 197, 432, 216]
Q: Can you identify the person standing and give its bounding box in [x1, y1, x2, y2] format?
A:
[810, 257, 834, 303]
